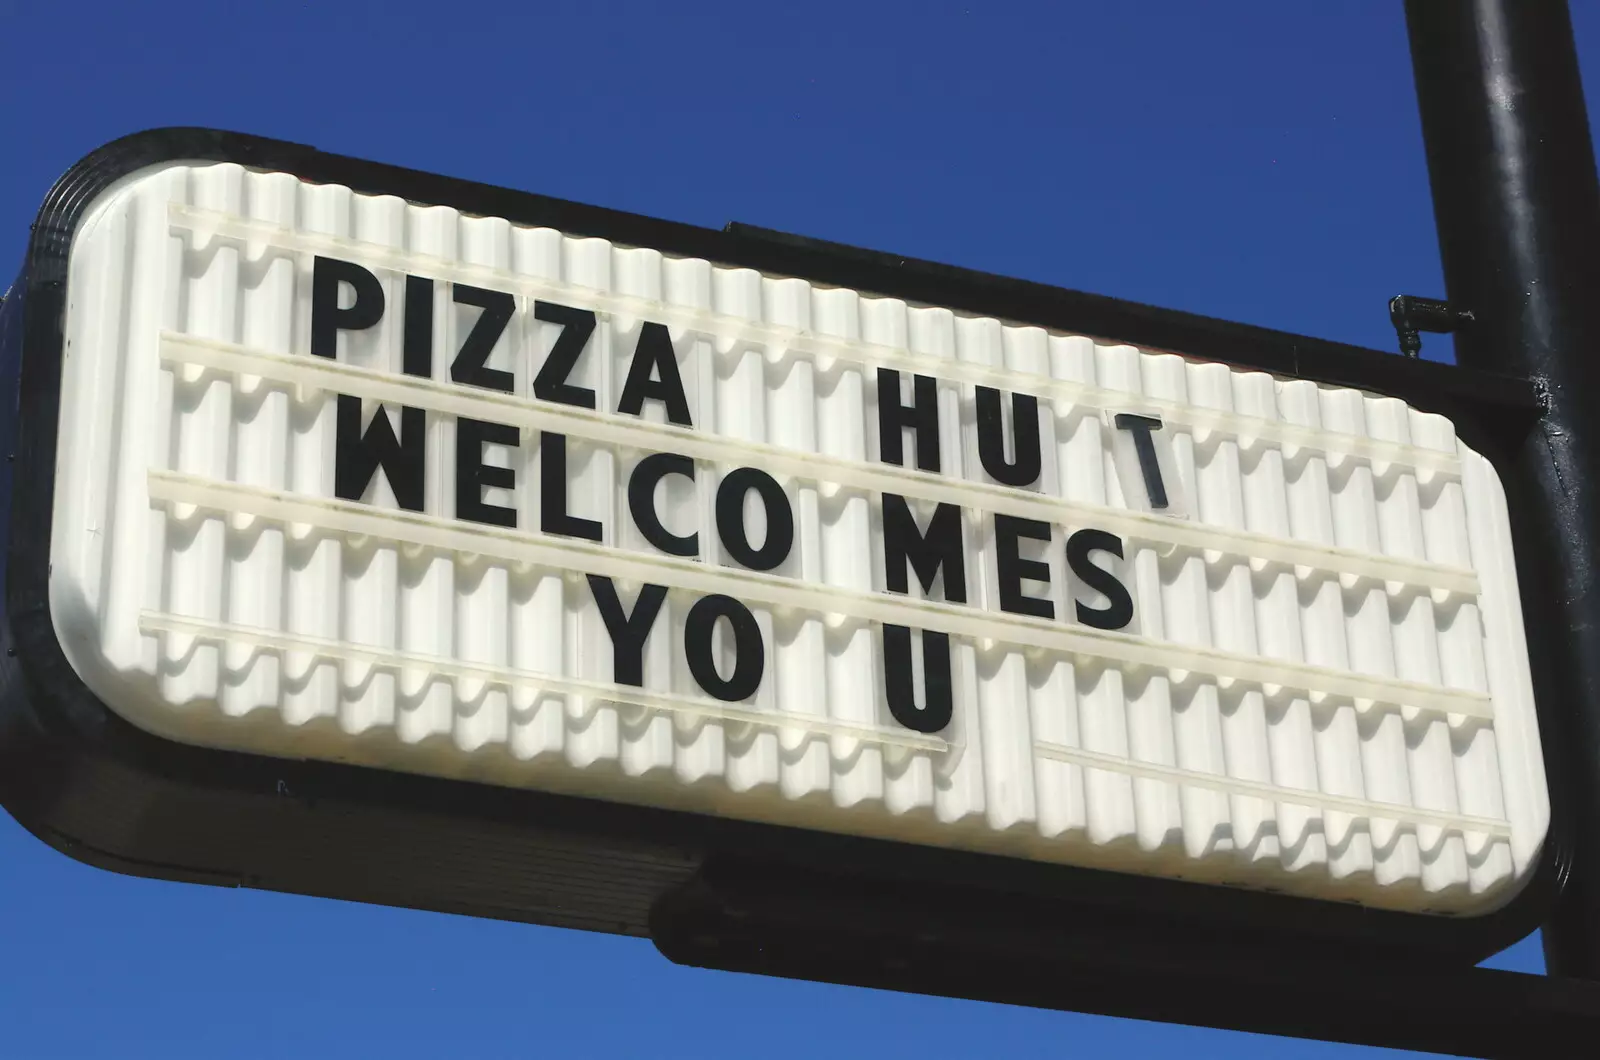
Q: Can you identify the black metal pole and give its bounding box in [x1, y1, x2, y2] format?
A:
[1406, 0, 1600, 978]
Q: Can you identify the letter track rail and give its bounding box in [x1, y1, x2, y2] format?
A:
[146, 467, 1497, 724]
[159, 332, 1482, 599]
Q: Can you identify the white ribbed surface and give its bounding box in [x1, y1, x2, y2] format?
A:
[48, 162, 1548, 914]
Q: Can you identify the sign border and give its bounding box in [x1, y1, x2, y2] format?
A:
[0, 127, 1565, 968]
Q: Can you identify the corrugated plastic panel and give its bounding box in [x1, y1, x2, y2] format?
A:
[47, 162, 1548, 914]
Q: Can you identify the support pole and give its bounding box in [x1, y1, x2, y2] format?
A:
[1405, 0, 1600, 977]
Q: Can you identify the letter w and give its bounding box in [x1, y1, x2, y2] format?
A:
[335, 395, 425, 510]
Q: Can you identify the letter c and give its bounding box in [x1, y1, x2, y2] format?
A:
[628, 452, 698, 557]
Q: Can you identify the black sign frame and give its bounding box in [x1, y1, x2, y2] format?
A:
[1, 128, 1588, 1055]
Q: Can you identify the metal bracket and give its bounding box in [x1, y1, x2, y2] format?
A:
[1390, 294, 1474, 357]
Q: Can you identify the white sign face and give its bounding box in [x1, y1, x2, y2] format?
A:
[49, 162, 1548, 915]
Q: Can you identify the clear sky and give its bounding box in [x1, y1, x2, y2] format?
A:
[2, 1, 1596, 1056]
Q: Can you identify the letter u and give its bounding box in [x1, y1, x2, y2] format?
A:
[882, 625, 954, 734]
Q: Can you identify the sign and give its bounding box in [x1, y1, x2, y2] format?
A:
[0, 132, 1555, 964]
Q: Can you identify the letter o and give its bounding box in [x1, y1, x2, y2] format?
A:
[715, 467, 794, 571]
[684, 594, 765, 702]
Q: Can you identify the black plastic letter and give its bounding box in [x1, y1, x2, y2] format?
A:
[403, 275, 433, 378]
[684, 594, 765, 702]
[540, 432, 603, 541]
[312, 257, 384, 360]
[1113, 413, 1168, 510]
[715, 467, 793, 571]
[587, 576, 668, 687]
[877, 368, 941, 472]
[976, 387, 1041, 487]
[1067, 528, 1135, 631]
[617, 322, 693, 427]
[882, 625, 953, 734]
[882, 494, 967, 603]
[993, 514, 1054, 619]
[451, 285, 515, 393]
[455, 417, 519, 528]
[628, 452, 698, 557]
[334, 396, 424, 511]
[533, 301, 597, 409]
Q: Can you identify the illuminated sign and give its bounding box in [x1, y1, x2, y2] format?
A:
[2, 133, 1560, 1004]
[13, 150, 1542, 920]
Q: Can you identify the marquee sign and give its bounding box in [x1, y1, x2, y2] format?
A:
[0, 132, 1555, 965]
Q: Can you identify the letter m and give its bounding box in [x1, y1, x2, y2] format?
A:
[882, 494, 967, 604]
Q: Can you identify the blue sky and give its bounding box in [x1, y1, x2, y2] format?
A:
[1, 1, 1595, 1056]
